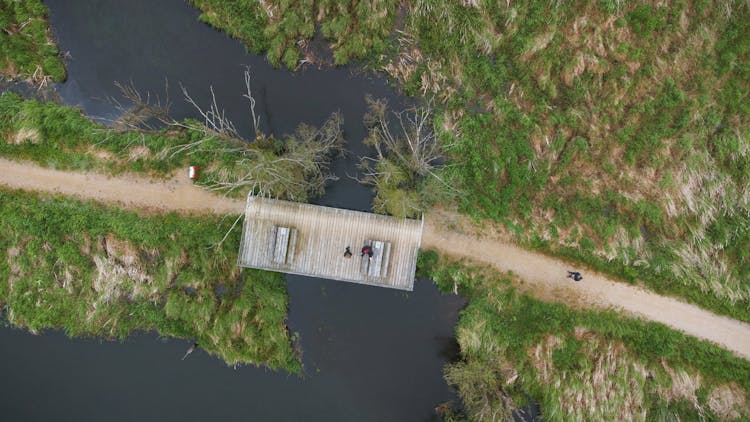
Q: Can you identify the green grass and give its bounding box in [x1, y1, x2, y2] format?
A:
[0, 0, 65, 82]
[420, 251, 750, 421]
[190, 0, 399, 68]
[0, 187, 299, 371]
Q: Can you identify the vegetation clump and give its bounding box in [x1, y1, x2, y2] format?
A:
[420, 252, 750, 421]
[358, 96, 447, 218]
[0, 188, 299, 370]
[0, 0, 65, 84]
[190, 0, 399, 68]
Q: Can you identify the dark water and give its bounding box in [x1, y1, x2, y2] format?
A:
[0, 280, 462, 421]
[0, 1, 465, 420]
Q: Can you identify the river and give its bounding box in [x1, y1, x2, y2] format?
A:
[0, 1, 465, 420]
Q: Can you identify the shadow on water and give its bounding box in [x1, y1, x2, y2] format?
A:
[0, 0, 467, 420]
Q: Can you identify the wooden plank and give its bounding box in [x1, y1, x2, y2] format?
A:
[273, 226, 290, 264]
[381, 241, 391, 278]
[286, 228, 297, 264]
[268, 225, 278, 263]
[369, 240, 384, 278]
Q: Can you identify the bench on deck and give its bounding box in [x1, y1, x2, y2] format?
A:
[360, 239, 391, 278]
[268, 225, 297, 265]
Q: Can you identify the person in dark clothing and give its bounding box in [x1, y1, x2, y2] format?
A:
[344, 246, 352, 258]
[567, 271, 583, 281]
[361, 245, 373, 259]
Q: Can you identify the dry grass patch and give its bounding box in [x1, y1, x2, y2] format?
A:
[128, 145, 151, 161]
[709, 383, 749, 421]
[7, 127, 41, 145]
[529, 331, 649, 421]
[660, 362, 703, 411]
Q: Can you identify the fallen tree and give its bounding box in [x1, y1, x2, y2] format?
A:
[112, 68, 345, 201]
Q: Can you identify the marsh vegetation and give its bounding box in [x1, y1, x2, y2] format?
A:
[3, 0, 750, 417]
[399, 0, 750, 323]
[0, 0, 65, 84]
[420, 252, 750, 421]
[191, 0, 399, 68]
[189, 0, 750, 321]
[0, 188, 299, 370]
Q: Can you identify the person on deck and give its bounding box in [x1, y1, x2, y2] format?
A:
[361, 245, 374, 260]
[344, 246, 352, 258]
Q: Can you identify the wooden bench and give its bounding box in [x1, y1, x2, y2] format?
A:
[360, 239, 391, 278]
[269, 225, 297, 265]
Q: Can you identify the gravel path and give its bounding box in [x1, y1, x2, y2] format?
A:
[2, 157, 748, 360]
[422, 219, 750, 361]
[0, 158, 245, 214]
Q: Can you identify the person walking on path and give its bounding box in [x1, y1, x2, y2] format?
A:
[567, 271, 583, 281]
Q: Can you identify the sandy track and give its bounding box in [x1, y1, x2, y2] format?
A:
[0, 158, 245, 214]
[1, 157, 749, 360]
[422, 220, 750, 361]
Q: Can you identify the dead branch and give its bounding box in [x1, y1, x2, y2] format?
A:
[110, 79, 172, 131]
[180, 83, 243, 141]
[363, 96, 443, 180]
[243, 66, 261, 137]
[204, 112, 345, 201]
[211, 213, 244, 250]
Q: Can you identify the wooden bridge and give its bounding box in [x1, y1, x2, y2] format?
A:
[237, 195, 423, 290]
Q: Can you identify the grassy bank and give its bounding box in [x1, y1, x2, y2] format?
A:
[0, 0, 65, 83]
[0, 188, 299, 370]
[0, 92, 201, 176]
[182, 1, 750, 323]
[419, 251, 750, 421]
[190, 0, 399, 68]
[0, 92, 344, 201]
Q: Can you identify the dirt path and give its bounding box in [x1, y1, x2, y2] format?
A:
[0, 158, 245, 214]
[422, 220, 750, 361]
[1, 157, 749, 360]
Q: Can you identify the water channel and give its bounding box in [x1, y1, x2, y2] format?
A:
[0, 1, 465, 420]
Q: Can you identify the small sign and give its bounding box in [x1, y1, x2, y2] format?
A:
[188, 165, 201, 180]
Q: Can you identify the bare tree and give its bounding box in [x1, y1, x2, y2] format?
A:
[444, 360, 516, 421]
[106, 69, 345, 201]
[164, 66, 267, 159]
[362, 96, 451, 187]
[358, 96, 452, 217]
[178, 83, 243, 140]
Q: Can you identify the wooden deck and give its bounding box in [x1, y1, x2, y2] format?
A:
[237, 196, 423, 290]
